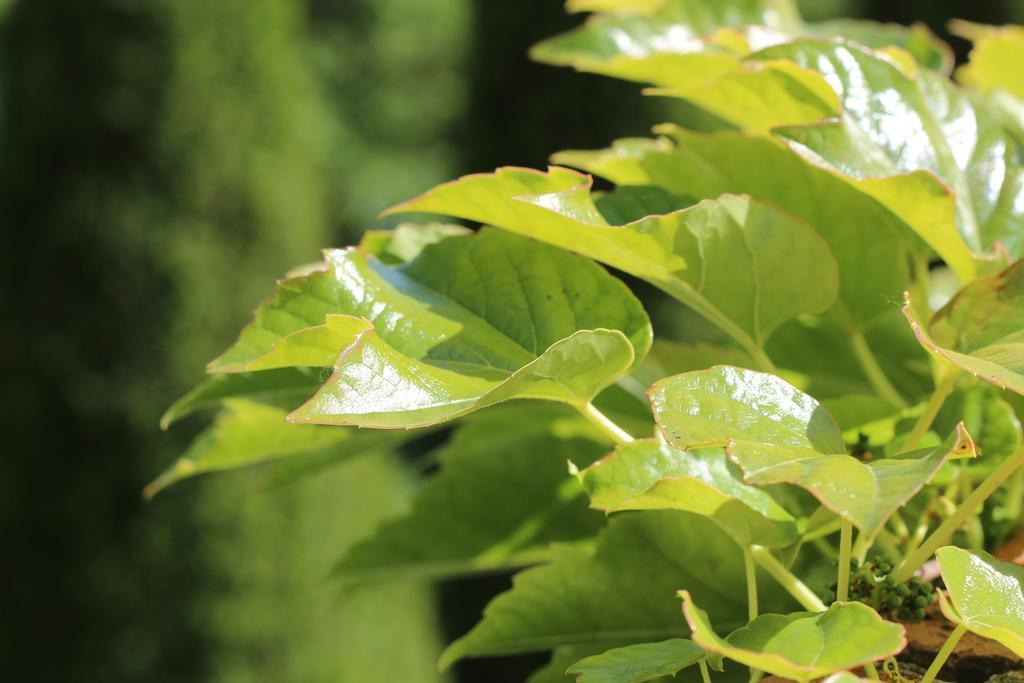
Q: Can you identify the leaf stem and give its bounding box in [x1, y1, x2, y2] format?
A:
[837, 519, 852, 602]
[920, 623, 967, 683]
[699, 659, 713, 683]
[852, 529, 877, 565]
[865, 662, 880, 680]
[894, 447, 1024, 582]
[750, 545, 826, 612]
[743, 546, 759, 622]
[849, 328, 907, 408]
[578, 403, 634, 445]
[902, 369, 961, 452]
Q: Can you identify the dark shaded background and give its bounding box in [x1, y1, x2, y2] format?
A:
[3, 1, 1022, 682]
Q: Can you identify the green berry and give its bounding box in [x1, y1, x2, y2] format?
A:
[886, 596, 901, 609]
[913, 608, 926, 620]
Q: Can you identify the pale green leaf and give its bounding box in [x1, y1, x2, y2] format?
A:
[387, 169, 838, 358]
[805, 19, 952, 73]
[146, 399, 407, 498]
[951, 20, 1024, 100]
[566, 639, 705, 683]
[577, 438, 797, 546]
[534, 0, 948, 87]
[290, 323, 636, 428]
[681, 592, 906, 683]
[649, 365, 846, 453]
[335, 405, 606, 583]
[649, 60, 840, 132]
[725, 423, 978, 536]
[936, 546, 1024, 657]
[440, 511, 791, 669]
[904, 260, 1024, 396]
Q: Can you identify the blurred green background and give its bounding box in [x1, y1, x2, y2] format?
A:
[2, 1, 1022, 682]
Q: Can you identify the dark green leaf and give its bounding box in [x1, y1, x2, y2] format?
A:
[335, 404, 606, 583]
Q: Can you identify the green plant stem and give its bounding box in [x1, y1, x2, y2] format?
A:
[699, 659, 713, 683]
[1006, 468, 1024, 522]
[920, 623, 967, 683]
[579, 403, 634, 445]
[750, 546, 826, 612]
[743, 547, 762, 683]
[849, 328, 907, 408]
[888, 510, 910, 540]
[875, 530, 901, 561]
[743, 546, 759, 621]
[837, 519, 852, 602]
[803, 516, 843, 542]
[894, 447, 1024, 582]
[852, 529, 876, 565]
[865, 662, 880, 680]
[902, 369, 961, 452]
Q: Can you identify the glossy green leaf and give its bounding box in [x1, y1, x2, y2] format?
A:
[160, 367, 322, 428]
[146, 399, 407, 498]
[358, 222, 471, 264]
[649, 365, 846, 453]
[951, 20, 1024, 100]
[904, 260, 1024, 396]
[534, 0, 949, 87]
[556, 128, 913, 324]
[726, 423, 977, 536]
[755, 39, 1024, 264]
[805, 19, 952, 73]
[680, 592, 906, 682]
[387, 170, 838, 360]
[649, 366, 977, 535]
[577, 438, 797, 546]
[531, 1, 799, 87]
[335, 405, 606, 583]
[936, 546, 1024, 657]
[650, 60, 840, 132]
[566, 639, 705, 683]
[440, 511, 790, 669]
[208, 228, 651, 428]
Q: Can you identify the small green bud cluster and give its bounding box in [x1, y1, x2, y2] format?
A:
[824, 556, 936, 621]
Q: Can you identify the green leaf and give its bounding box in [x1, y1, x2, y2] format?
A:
[209, 228, 652, 428]
[556, 128, 912, 325]
[936, 546, 1024, 657]
[904, 260, 1024, 396]
[440, 511, 789, 669]
[649, 365, 846, 453]
[577, 439, 797, 546]
[335, 404, 606, 583]
[804, 19, 952, 73]
[146, 399, 407, 498]
[951, 20, 1024, 100]
[650, 60, 840, 133]
[387, 169, 838, 361]
[756, 39, 1024, 264]
[680, 592, 906, 682]
[725, 423, 977, 537]
[160, 367, 322, 428]
[935, 385, 1023, 474]
[530, 1, 800, 87]
[649, 366, 978, 535]
[533, 0, 949, 87]
[566, 639, 705, 683]
[358, 222, 472, 264]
